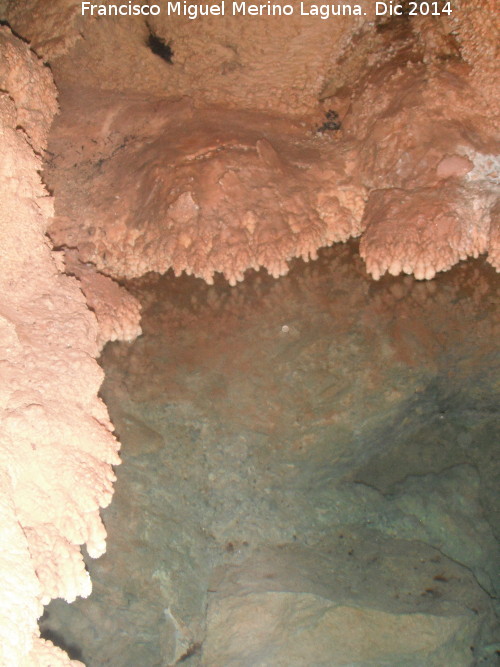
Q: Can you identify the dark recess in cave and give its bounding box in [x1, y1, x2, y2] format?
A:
[145, 23, 174, 64]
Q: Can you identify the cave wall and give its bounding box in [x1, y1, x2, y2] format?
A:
[0, 1, 498, 663]
[0, 26, 140, 665]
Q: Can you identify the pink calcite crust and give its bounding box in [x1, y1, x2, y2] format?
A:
[0, 0, 86, 59]
[63, 250, 142, 351]
[487, 201, 500, 271]
[43, 1, 499, 284]
[359, 184, 492, 281]
[47, 98, 365, 285]
[0, 27, 121, 666]
[345, 59, 499, 280]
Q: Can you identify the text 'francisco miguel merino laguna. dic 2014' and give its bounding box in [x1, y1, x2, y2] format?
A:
[80, 2, 454, 19]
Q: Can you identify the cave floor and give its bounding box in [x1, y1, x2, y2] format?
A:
[41, 244, 499, 666]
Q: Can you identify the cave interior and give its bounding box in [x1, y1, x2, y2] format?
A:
[0, 1, 499, 665]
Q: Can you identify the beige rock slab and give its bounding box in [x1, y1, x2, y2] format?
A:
[204, 592, 470, 667]
[204, 533, 492, 666]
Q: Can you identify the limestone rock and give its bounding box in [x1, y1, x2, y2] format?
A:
[205, 532, 495, 666]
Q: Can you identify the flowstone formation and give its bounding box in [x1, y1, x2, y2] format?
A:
[0, 27, 139, 665]
[46, 96, 365, 285]
[26, 0, 500, 285]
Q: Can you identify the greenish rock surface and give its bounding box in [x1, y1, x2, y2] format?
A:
[40, 247, 499, 666]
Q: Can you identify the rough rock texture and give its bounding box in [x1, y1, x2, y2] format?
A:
[0, 2, 498, 664]
[360, 183, 493, 280]
[63, 250, 142, 351]
[1, 0, 374, 113]
[0, 27, 123, 665]
[328, 10, 499, 279]
[208, 594, 475, 666]
[34, 4, 499, 286]
[39, 252, 499, 665]
[205, 536, 492, 666]
[442, 0, 500, 110]
[46, 94, 365, 285]
[488, 199, 500, 270]
[0, 0, 85, 59]
[0, 26, 58, 150]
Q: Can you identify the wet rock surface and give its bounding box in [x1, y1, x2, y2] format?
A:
[41, 245, 499, 666]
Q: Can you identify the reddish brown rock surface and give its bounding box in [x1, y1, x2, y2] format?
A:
[34, 1, 499, 285]
[46, 96, 365, 285]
